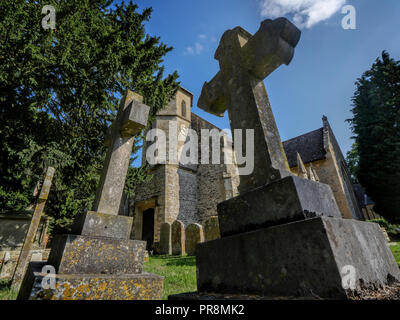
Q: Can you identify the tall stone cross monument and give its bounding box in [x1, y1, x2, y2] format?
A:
[171, 18, 400, 300]
[198, 18, 299, 194]
[92, 91, 149, 216]
[18, 91, 164, 300]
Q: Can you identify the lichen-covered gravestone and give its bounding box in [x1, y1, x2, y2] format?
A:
[204, 217, 220, 242]
[170, 18, 400, 300]
[171, 220, 185, 256]
[159, 222, 172, 255]
[18, 91, 164, 300]
[185, 223, 204, 256]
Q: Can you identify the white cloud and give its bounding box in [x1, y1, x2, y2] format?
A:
[184, 34, 211, 56]
[258, 0, 346, 28]
[184, 42, 204, 56]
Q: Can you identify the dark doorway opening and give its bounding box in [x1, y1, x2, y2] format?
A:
[142, 208, 155, 251]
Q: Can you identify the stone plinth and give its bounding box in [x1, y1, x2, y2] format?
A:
[218, 176, 341, 237]
[71, 211, 133, 240]
[182, 217, 400, 299]
[48, 235, 146, 274]
[19, 212, 163, 300]
[18, 262, 163, 300]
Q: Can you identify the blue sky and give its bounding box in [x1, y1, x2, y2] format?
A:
[123, 0, 400, 158]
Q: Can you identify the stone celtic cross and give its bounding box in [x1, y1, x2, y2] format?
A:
[198, 18, 301, 193]
[92, 90, 150, 215]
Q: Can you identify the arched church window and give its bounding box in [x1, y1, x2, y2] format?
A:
[181, 100, 187, 117]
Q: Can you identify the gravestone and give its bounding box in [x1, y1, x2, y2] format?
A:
[18, 91, 164, 300]
[171, 220, 185, 256]
[185, 223, 204, 256]
[204, 217, 220, 242]
[170, 18, 400, 300]
[11, 167, 55, 290]
[159, 222, 172, 255]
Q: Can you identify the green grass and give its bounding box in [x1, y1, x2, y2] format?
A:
[1, 247, 398, 301]
[143, 255, 197, 300]
[0, 279, 17, 300]
[390, 242, 400, 268]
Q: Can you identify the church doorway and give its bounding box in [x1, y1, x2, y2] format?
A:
[142, 208, 155, 250]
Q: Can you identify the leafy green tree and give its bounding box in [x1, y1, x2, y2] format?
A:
[347, 51, 400, 222]
[345, 142, 360, 184]
[0, 0, 179, 233]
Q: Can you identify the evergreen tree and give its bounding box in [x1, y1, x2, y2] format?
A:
[345, 142, 360, 184]
[0, 0, 179, 233]
[348, 51, 400, 222]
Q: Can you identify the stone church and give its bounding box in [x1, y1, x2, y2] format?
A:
[128, 87, 364, 249]
[130, 87, 239, 249]
[283, 116, 364, 221]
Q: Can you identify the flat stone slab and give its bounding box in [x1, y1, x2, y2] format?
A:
[196, 217, 400, 299]
[18, 262, 163, 300]
[218, 176, 341, 237]
[48, 234, 146, 274]
[71, 211, 133, 240]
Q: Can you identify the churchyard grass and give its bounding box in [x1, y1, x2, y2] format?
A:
[0, 279, 17, 300]
[143, 255, 196, 300]
[391, 242, 400, 267]
[0, 246, 397, 300]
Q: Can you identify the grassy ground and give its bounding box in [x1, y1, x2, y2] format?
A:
[390, 242, 400, 268]
[143, 255, 197, 300]
[1, 247, 399, 300]
[0, 279, 17, 300]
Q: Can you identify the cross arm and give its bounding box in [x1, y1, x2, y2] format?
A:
[242, 18, 301, 80]
[197, 71, 227, 117]
[120, 97, 150, 138]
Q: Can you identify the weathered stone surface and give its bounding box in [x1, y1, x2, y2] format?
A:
[185, 223, 204, 256]
[197, 18, 300, 194]
[0, 213, 49, 251]
[0, 249, 50, 280]
[71, 211, 133, 240]
[218, 175, 341, 237]
[93, 90, 150, 216]
[18, 262, 163, 300]
[297, 152, 308, 179]
[47, 235, 146, 275]
[204, 216, 220, 242]
[171, 220, 185, 256]
[195, 217, 400, 299]
[11, 167, 54, 290]
[159, 222, 172, 255]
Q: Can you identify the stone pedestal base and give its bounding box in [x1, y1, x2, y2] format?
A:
[18, 211, 163, 300]
[186, 217, 400, 300]
[48, 234, 146, 274]
[218, 176, 342, 237]
[18, 262, 163, 300]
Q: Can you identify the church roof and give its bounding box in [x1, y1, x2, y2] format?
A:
[283, 128, 326, 168]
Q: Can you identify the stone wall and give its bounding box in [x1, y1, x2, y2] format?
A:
[323, 118, 363, 220]
[177, 167, 198, 225]
[0, 213, 49, 251]
[0, 249, 51, 280]
[131, 106, 239, 248]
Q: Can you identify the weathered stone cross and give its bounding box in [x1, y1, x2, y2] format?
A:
[198, 18, 301, 194]
[92, 90, 150, 215]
